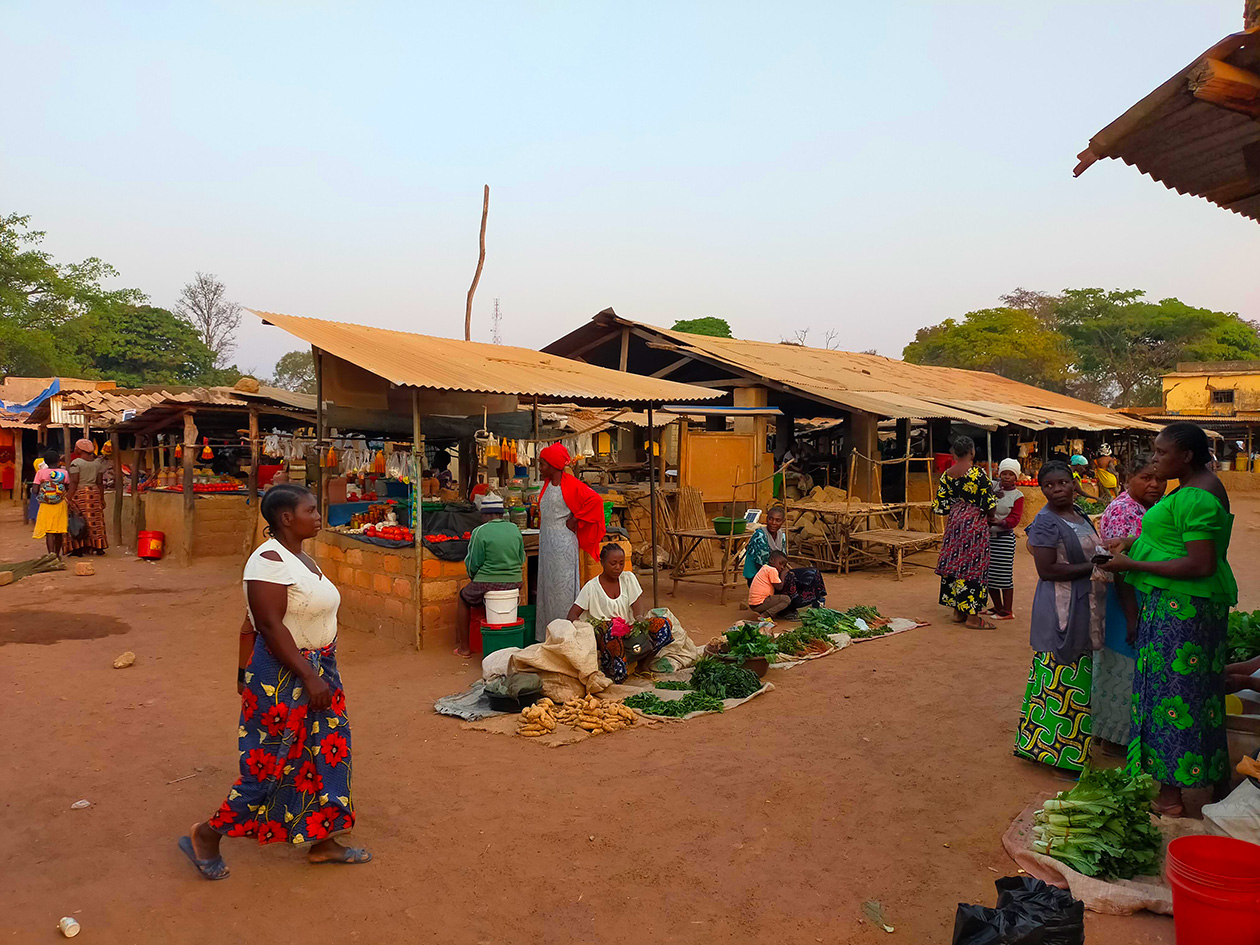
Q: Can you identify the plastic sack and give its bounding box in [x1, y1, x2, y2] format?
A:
[484, 672, 542, 698]
[1202, 778, 1260, 844]
[952, 877, 1084, 945]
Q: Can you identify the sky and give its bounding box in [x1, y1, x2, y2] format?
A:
[3, 1, 1257, 378]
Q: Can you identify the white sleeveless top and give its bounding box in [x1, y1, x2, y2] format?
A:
[243, 538, 341, 649]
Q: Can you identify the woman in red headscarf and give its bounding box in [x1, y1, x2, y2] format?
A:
[534, 443, 606, 640]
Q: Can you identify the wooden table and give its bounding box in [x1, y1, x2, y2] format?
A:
[788, 500, 934, 573]
[845, 528, 940, 580]
[668, 527, 753, 605]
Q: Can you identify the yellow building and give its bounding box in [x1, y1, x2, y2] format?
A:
[1152, 362, 1260, 464]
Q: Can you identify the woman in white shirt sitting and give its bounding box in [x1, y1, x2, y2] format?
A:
[179, 484, 370, 881]
[567, 543, 671, 682]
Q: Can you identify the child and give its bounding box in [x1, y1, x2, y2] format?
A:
[32, 449, 69, 557]
[748, 550, 793, 619]
[986, 459, 1025, 619]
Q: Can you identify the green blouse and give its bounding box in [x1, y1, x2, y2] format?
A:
[1126, 487, 1236, 605]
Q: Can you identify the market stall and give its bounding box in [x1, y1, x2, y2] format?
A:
[254, 309, 722, 650]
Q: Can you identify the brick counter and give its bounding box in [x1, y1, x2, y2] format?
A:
[312, 530, 471, 649]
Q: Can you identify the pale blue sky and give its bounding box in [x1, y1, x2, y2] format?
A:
[3, 1, 1255, 376]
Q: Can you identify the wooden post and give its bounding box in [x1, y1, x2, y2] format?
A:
[314, 347, 326, 523]
[111, 432, 123, 546]
[244, 407, 260, 555]
[132, 440, 145, 546]
[533, 396, 540, 477]
[412, 390, 425, 650]
[61, 424, 71, 461]
[618, 328, 630, 372]
[647, 403, 659, 609]
[181, 413, 196, 566]
[13, 429, 23, 512]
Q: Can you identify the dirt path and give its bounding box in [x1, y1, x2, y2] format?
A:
[8, 499, 1257, 943]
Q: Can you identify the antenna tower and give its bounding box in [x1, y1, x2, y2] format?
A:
[491, 298, 503, 344]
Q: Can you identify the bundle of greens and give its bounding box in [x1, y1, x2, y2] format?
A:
[1032, 768, 1161, 879]
[623, 690, 724, 717]
[723, 623, 778, 662]
[843, 605, 882, 623]
[1227, 609, 1260, 663]
[799, 606, 893, 640]
[688, 658, 762, 699]
[772, 623, 834, 657]
[654, 680, 694, 691]
[1078, 498, 1106, 516]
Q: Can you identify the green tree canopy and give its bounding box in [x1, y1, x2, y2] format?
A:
[903, 288, 1260, 406]
[671, 317, 732, 337]
[902, 307, 1071, 388]
[270, 349, 315, 393]
[65, 304, 218, 388]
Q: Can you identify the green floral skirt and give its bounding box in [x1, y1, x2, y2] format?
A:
[1127, 587, 1229, 789]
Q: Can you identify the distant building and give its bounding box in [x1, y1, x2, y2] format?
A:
[1122, 362, 1260, 462]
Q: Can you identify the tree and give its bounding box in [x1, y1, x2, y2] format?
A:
[175, 272, 240, 367]
[0, 212, 143, 376]
[672, 317, 732, 338]
[1053, 289, 1260, 406]
[270, 349, 316, 393]
[65, 304, 217, 388]
[903, 307, 1071, 388]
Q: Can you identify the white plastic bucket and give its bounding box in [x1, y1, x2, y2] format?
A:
[483, 589, 520, 625]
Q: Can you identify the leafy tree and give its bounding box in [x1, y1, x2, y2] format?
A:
[270, 349, 315, 393]
[1053, 289, 1260, 406]
[175, 271, 241, 367]
[903, 307, 1071, 388]
[0, 212, 143, 376]
[65, 304, 217, 388]
[672, 317, 732, 338]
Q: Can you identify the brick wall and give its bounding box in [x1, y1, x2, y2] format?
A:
[312, 529, 469, 649]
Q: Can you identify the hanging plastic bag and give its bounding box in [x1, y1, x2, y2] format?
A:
[952, 877, 1084, 945]
[201, 437, 213, 461]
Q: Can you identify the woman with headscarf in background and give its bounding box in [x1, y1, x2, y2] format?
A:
[986, 459, 1025, 620]
[932, 435, 997, 629]
[66, 438, 108, 555]
[1093, 443, 1119, 502]
[32, 450, 69, 557]
[534, 443, 606, 641]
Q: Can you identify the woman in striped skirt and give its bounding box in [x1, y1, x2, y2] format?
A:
[986, 459, 1025, 620]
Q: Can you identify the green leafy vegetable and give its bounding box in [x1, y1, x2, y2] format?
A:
[772, 623, 834, 656]
[1032, 768, 1161, 879]
[654, 680, 694, 691]
[1078, 499, 1106, 516]
[689, 658, 762, 699]
[1227, 609, 1260, 664]
[623, 690, 725, 717]
[724, 623, 779, 661]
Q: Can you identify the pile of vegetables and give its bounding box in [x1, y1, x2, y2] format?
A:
[1227, 609, 1260, 663]
[654, 680, 694, 691]
[1032, 768, 1162, 879]
[623, 690, 725, 717]
[1078, 498, 1107, 516]
[723, 623, 779, 662]
[772, 623, 834, 657]
[798, 605, 894, 640]
[688, 658, 762, 699]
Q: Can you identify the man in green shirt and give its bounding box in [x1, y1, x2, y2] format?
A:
[454, 495, 525, 657]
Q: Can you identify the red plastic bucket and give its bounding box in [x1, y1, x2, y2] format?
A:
[1166, 835, 1260, 945]
[137, 530, 165, 560]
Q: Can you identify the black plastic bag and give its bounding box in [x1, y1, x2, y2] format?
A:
[67, 512, 86, 539]
[951, 877, 1084, 945]
[420, 508, 484, 560]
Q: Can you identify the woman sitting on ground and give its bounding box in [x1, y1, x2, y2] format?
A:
[567, 543, 671, 683]
[1014, 461, 1104, 773]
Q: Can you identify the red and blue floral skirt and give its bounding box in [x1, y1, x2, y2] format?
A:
[208, 636, 355, 845]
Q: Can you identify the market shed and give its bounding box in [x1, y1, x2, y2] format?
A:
[57, 384, 316, 564]
[253, 310, 721, 650]
[1074, 12, 1260, 222]
[544, 309, 1156, 507]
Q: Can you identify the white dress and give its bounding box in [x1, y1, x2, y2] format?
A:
[535, 484, 580, 641]
[243, 538, 341, 649]
[573, 572, 643, 622]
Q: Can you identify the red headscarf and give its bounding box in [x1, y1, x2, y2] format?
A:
[538, 442, 606, 557]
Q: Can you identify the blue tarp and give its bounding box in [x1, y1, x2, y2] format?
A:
[0, 378, 60, 416]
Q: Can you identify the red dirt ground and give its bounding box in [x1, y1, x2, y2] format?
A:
[8, 500, 1257, 943]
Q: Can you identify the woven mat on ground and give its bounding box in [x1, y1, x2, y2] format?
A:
[1002, 796, 1206, 916]
[461, 667, 774, 747]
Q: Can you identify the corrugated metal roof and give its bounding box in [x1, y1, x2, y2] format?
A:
[561, 317, 1150, 431]
[252, 310, 721, 405]
[63, 388, 246, 425]
[1075, 27, 1260, 223]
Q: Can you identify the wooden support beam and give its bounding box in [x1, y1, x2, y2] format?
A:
[181, 413, 196, 566]
[650, 355, 694, 379]
[314, 346, 326, 523]
[1189, 57, 1260, 118]
[111, 432, 123, 547]
[244, 407, 260, 555]
[132, 441, 144, 545]
[412, 390, 425, 651]
[618, 328, 630, 372]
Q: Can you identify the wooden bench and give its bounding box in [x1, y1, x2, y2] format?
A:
[845, 528, 940, 581]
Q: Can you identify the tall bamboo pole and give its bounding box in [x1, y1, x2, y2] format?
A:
[647, 403, 659, 609]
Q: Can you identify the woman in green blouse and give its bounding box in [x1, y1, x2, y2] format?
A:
[1100, 423, 1234, 816]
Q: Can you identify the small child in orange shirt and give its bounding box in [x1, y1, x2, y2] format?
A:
[748, 551, 793, 619]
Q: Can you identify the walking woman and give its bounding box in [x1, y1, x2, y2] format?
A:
[1015, 461, 1104, 772]
[1100, 423, 1235, 816]
[31, 450, 69, 557]
[180, 484, 369, 880]
[932, 436, 997, 629]
[986, 459, 1025, 620]
[66, 439, 108, 555]
[1091, 453, 1166, 752]
[534, 443, 606, 641]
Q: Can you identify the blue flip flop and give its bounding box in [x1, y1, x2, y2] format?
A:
[310, 847, 372, 865]
[178, 835, 230, 880]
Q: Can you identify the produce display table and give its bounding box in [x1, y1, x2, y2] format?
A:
[787, 500, 934, 573]
[845, 528, 941, 580]
[667, 527, 752, 605]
